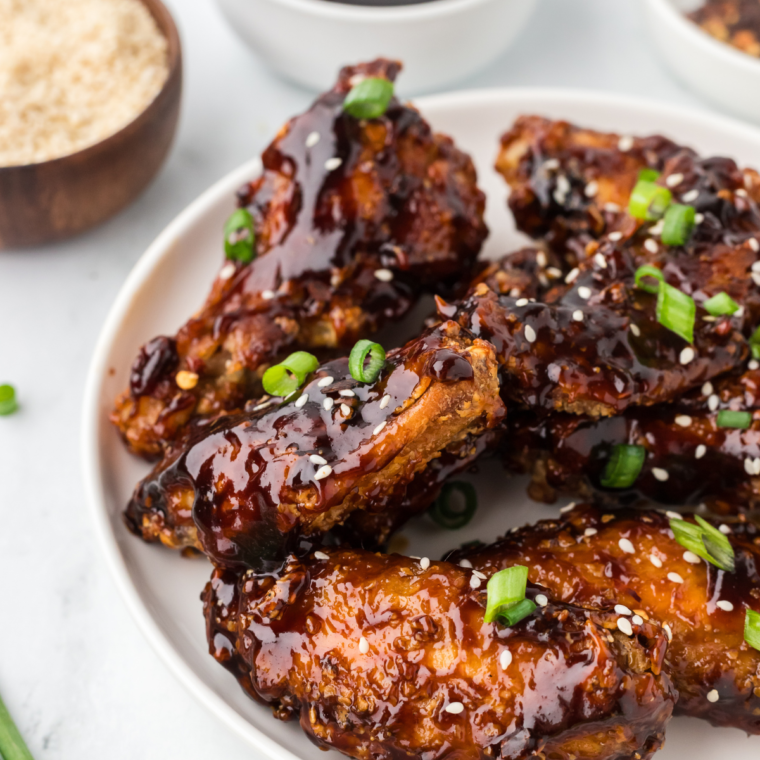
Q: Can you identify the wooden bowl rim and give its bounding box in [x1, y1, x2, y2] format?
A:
[0, 0, 182, 174]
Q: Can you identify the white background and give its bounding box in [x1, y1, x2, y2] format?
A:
[0, 0, 735, 757]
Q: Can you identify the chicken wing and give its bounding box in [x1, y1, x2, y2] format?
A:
[203, 549, 675, 760]
[448, 504, 760, 733]
[111, 59, 487, 460]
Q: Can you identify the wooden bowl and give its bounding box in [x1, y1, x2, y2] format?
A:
[0, 0, 182, 249]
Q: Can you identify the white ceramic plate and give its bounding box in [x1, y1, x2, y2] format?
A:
[82, 89, 760, 760]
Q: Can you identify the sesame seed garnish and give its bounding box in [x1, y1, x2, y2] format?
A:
[663, 623, 673, 640]
[717, 600, 734, 611]
[445, 702, 464, 715]
[379, 394, 391, 410]
[584, 527, 598, 537]
[374, 268, 394, 282]
[666, 511, 681, 520]
[745, 456, 760, 476]
[469, 575, 481, 589]
[373, 421, 386, 436]
[608, 231, 623, 242]
[543, 158, 560, 171]
[618, 135, 634, 151]
[604, 202, 622, 213]
[565, 267, 580, 284]
[325, 157, 342, 171]
[752, 260, 760, 274]
[649, 219, 664, 236]
[305, 131, 320, 148]
[295, 394, 308, 408]
[323, 397, 334, 411]
[459, 559, 473, 568]
[359, 636, 369, 654]
[751, 360, 760, 371]
[615, 604, 632, 615]
[524, 325, 537, 343]
[572, 310, 584, 322]
[644, 238, 658, 254]
[219, 262, 236, 280]
[675, 415, 692, 427]
[737, 188, 748, 198]
[252, 400, 273, 412]
[594, 253, 607, 269]
[652, 468, 669, 482]
[679, 347, 695, 365]
[318, 376, 334, 388]
[683, 550, 701, 564]
[536, 251, 548, 267]
[718, 524, 731, 534]
[578, 286, 592, 300]
[535, 594, 548, 607]
[619, 538, 635, 554]
[702, 381, 713, 396]
[500, 650, 513, 669]
[261, 290, 276, 300]
[630, 323, 641, 337]
[560, 502, 576, 513]
[515, 298, 529, 307]
[707, 689, 719, 703]
[340, 403, 351, 416]
[310, 454, 327, 465]
[749, 237, 760, 252]
[708, 394, 719, 412]
[667, 572, 684, 584]
[617, 617, 633, 636]
[314, 550, 330, 560]
[314, 465, 332, 480]
[681, 189, 699, 203]
[695, 445, 706, 459]
[339, 389, 355, 397]
[546, 267, 563, 279]
[585, 180, 599, 197]
[753, 272, 760, 287]
[472, 570, 487, 580]
[632, 614, 644, 625]
[418, 557, 430, 571]
[665, 173, 684, 188]
[694, 212, 704, 224]
[175, 370, 199, 390]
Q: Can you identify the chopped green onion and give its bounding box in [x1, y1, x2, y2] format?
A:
[703, 292, 740, 317]
[499, 598, 538, 626]
[600, 444, 646, 489]
[224, 208, 256, 263]
[634, 265, 665, 294]
[430, 482, 477, 530]
[0, 385, 18, 416]
[717, 410, 752, 429]
[343, 77, 394, 119]
[661, 203, 696, 246]
[349, 340, 386, 383]
[638, 168, 661, 182]
[628, 180, 672, 220]
[484, 565, 533, 625]
[669, 515, 735, 572]
[0, 690, 35, 760]
[633, 265, 695, 343]
[750, 326, 760, 360]
[262, 351, 319, 397]
[745, 609, 760, 651]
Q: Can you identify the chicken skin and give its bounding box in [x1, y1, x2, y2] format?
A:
[203, 549, 675, 760]
[125, 321, 504, 565]
[448, 504, 760, 733]
[111, 59, 488, 460]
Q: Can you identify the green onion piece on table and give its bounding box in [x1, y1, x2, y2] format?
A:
[633, 265, 696, 344]
[746, 609, 760, 652]
[661, 203, 696, 246]
[343, 77, 394, 119]
[717, 410, 752, 429]
[484, 565, 536, 625]
[430, 482, 477, 530]
[349, 340, 386, 383]
[0, 691, 35, 760]
[669, 515, 735, 572]
[224, 208, 256, 263]
[600, 444, 646, 488]
[0, 385, 18, 416]
[262, 351, 319, 397]
[703, 292, 740, 317]
[628, 179, 672, 220]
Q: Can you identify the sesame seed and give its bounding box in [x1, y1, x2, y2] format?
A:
[419, 557, 430, 570]
[749, 238, 760, 252]
[546, 267, 563, 279]
[707, 689, 719, 703]
[318, 376, 334, 387]
[314, 465, 332, 480]
[619, 538, 635, 554]
[536, 251, 548, 267]
[373, 421, 386, 436]
[515, 298, 529, 307]
[681, 189, 699, 203]
[560, 502, 576, 513]
[644, 238, 658, 254]
[695, 445, 706, 459]
[524, 325, 537, 343]
[445, 702, 464, 715]
[663, 623, 673, 640]
[565, 267, 580, 284]
[379, 394, 391, 410]
[535, 594, 548, 607]
[752, 360, 760, 371]
[578, 286, 592, 300]
[666, 173, 684, 188]
[718, 524, 732, 534]
[752, 260, 760, 273]
[675, 415, 692, 427]
[314, 550, 330, 560]
[472, 570, 487, 580]
[585, 180, 599, 197]
[261, 290, 276, 300]
[584, 527, 598, 537]
[650, 219, 665, 237]
[708, 394, 719, 412]
[543, 158, 560, 171]
[753, 272, 760, 287]
[469, 575, 482, 589]
[695, 212, 705, 224]
[683, 550, 701, 564]
[339, 389, 355, 397]
[666, 511, 681, 520]
[594, 253, 607, 269]
[717, 600, 734, 611]
[305, 131, 320, 148]
[679, 347, 695, 365]
[556, 175, 571, 195]
[630, 323, 641, 337]
[737, 188, 748, 198]
[632, 614, 644, 625]
[652, 468, 669, 482]
[295, 394, 308, 408]
[323, 397, 334, 411]
[608, 231, 623, 242]
[325, 157, 342, 171]
[310, 454, 327, 465]
[500, 650, 513, 669]
[175, 371, 199, 390]
[668, 572, 684, 584]
[459, 559, 473, 569]
[340, 404, 351, 416]
[702, 381, 713, 396]
[615, 604, 632, 615]
[604, 202, 622, 213]
[359, 636, 369, 654]
[745, 456, 760, 475]
[618, 135, 634, 151]
[572, 310, 584, 322]
[617, 617, 633, 636]
[219, 262, 236, 280]
[374, 268, 394, 282]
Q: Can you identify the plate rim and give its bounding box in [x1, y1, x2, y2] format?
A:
[81, 86, 760, 756]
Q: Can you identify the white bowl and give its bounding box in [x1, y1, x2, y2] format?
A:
[644, 0, 760, 123]
[83, 87, 760, 759]
[212, 0, 538, 94]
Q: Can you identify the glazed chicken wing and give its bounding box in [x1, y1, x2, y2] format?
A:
[204, 549, 675, 760]
[112, 59, 487, 459]
[448, 504, 760, 733]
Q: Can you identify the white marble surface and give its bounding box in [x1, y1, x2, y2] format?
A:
[0, 0, 733, 756]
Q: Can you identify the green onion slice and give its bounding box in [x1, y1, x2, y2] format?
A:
[0, 385, 18, 416]
[746, 609, 760, 651]
[224, 208, 256, 264]
[717, 410, 752, 429]
[343, 77, 394, 120]
[669, 515, 735, 572]
[262, 351, 319, 397]
[661, 203, 696, 246]
[484, 565, 534, 625]
[750, 326, 760, 360]
[499, 598, 538, 626]
[633, 265, 696, 344]
[349, 340, 386, 383]
[600, 444, 646, 489]
[703, 292, 740, 317]
[0, 689, 34, 760]
[634, 265, 665, 294]
[628, 180, 672, 220]
[638, 168, 661, 182]
[430, 482, 477, 530]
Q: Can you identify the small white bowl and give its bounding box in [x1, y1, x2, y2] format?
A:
[644, 0, 760, 123]
[213, 0, 538, 94]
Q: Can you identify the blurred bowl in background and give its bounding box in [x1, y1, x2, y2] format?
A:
[213, 0, 538, 94]
[644, 0, 760, 124]
[0, 0, 182, 250]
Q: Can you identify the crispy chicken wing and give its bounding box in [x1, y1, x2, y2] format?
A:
[203, 549, 675, 760]
[112, 59, 487, 460]
[448, 504, 760, 733]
